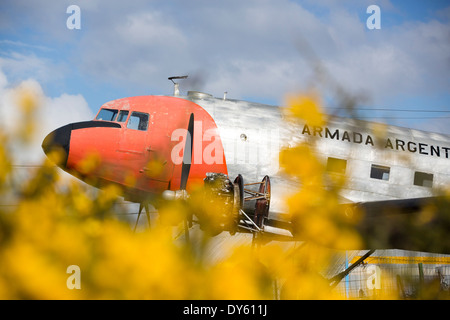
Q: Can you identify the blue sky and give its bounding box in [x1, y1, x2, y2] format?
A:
[0, 0, 449, 135]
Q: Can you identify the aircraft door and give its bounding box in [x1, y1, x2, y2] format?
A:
[117, 111, 152, 174]
[144, 106, 175, 184]
[119, 111, 149, 147]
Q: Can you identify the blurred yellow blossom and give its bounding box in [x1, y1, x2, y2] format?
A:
[284, 92, 326, 127]
[280, 93, 362, 251]
[13, 83, 42, 143]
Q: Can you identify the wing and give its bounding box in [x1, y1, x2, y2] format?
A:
[259, 196, 450, 254]
[348, 196, 450, 254]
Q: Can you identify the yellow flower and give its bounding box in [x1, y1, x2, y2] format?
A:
[285, 92, 326, 127]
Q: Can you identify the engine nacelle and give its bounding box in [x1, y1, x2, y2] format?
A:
[198, 172, 274, 236]
[196, 172, 240, 235]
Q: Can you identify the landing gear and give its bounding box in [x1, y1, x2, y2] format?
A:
[133, 202, 151, 232]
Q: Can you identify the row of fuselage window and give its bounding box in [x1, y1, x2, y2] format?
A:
[326, 157, 434, 188]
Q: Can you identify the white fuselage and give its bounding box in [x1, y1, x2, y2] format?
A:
[181, 92, 450, 217]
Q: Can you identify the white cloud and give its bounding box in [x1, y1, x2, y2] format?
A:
[43, 93, 93, 132]
[118, 12, 187, 47]
[0, 52, 64, 86]
[0, 1, 448, 133]
[0, 69, 93, 164]
[69, 1, 448, 106]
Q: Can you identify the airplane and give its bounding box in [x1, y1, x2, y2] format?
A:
[41, 76, 450, 254]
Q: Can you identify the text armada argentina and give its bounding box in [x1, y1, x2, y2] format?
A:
[301, 124, 450, 159]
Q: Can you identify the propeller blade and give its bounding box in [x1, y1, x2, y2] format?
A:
[180, 113, 194, 190]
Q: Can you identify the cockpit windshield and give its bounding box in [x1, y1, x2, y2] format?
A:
[96, 109, 130, 122]
[95, 108, 148, 131]
[96, 108, 119, 121]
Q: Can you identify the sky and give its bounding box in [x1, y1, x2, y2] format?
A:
[0, 0, 449, 159]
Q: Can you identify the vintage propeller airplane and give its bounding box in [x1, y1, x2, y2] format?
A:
[42, 76, 450, 254]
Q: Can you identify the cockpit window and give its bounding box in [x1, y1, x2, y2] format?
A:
[127, 112, 149, 131]
[96, 108, 119, 121]
[117, 110, 129, 122]
[96, 108, 148, 130]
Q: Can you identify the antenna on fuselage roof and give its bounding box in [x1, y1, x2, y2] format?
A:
[168, 75, 188, 96]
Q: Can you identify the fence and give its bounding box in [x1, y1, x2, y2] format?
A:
[330, 250, 450, 299]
